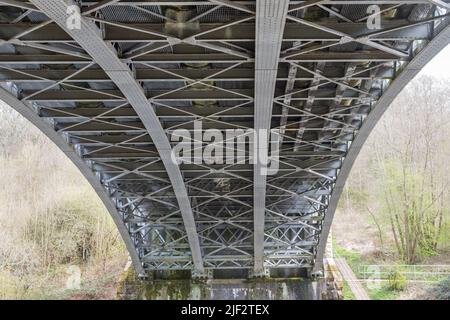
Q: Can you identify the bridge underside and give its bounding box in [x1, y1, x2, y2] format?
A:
[0, 0, 449, 278]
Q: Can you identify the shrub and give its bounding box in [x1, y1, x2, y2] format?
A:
[24, 190, 124, 267]
[431, 277, 450, 300]
[387, 270, 408, 291]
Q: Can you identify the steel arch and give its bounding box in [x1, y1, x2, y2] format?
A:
[0, 0, 449, 278]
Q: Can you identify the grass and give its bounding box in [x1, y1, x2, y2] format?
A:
[342, 280, 356, 300]
[334, 243, 401, 300]
[367, 286, 399, 300]
[334, 242, 365, 278]
[335, 243, 450, 300]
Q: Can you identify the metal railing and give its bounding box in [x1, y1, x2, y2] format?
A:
[359, 265, 450, 282]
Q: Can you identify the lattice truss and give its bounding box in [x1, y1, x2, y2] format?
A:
[0, 0, 448, 276]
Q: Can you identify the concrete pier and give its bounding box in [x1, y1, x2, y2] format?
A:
[116, 267, 342, 300]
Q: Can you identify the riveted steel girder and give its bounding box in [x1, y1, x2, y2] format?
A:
[253, 0, 290, 276]
[29, 0, 205, 275]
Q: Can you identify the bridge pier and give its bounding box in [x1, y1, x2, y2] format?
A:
[117, 264, 342, 300]
[117, 233, 343, 300]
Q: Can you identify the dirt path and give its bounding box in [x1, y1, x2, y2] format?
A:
[335, 257, 371, 300]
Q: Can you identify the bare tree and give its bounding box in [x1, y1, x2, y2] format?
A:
[342, 75, 450, 263]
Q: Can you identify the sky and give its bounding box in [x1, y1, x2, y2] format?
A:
[420, 43, 450, 78]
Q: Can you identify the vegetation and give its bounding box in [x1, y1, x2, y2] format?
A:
[425, 277, 450, 300]
[387, 270, 408, 291]
[334, 244, 402, 300]
[0, 104, 127, 299]
[345, 77, 450, 262]
[342, 280, 356, 300]
[366, 286, 399, 300]
[335, 75, 450, 299]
